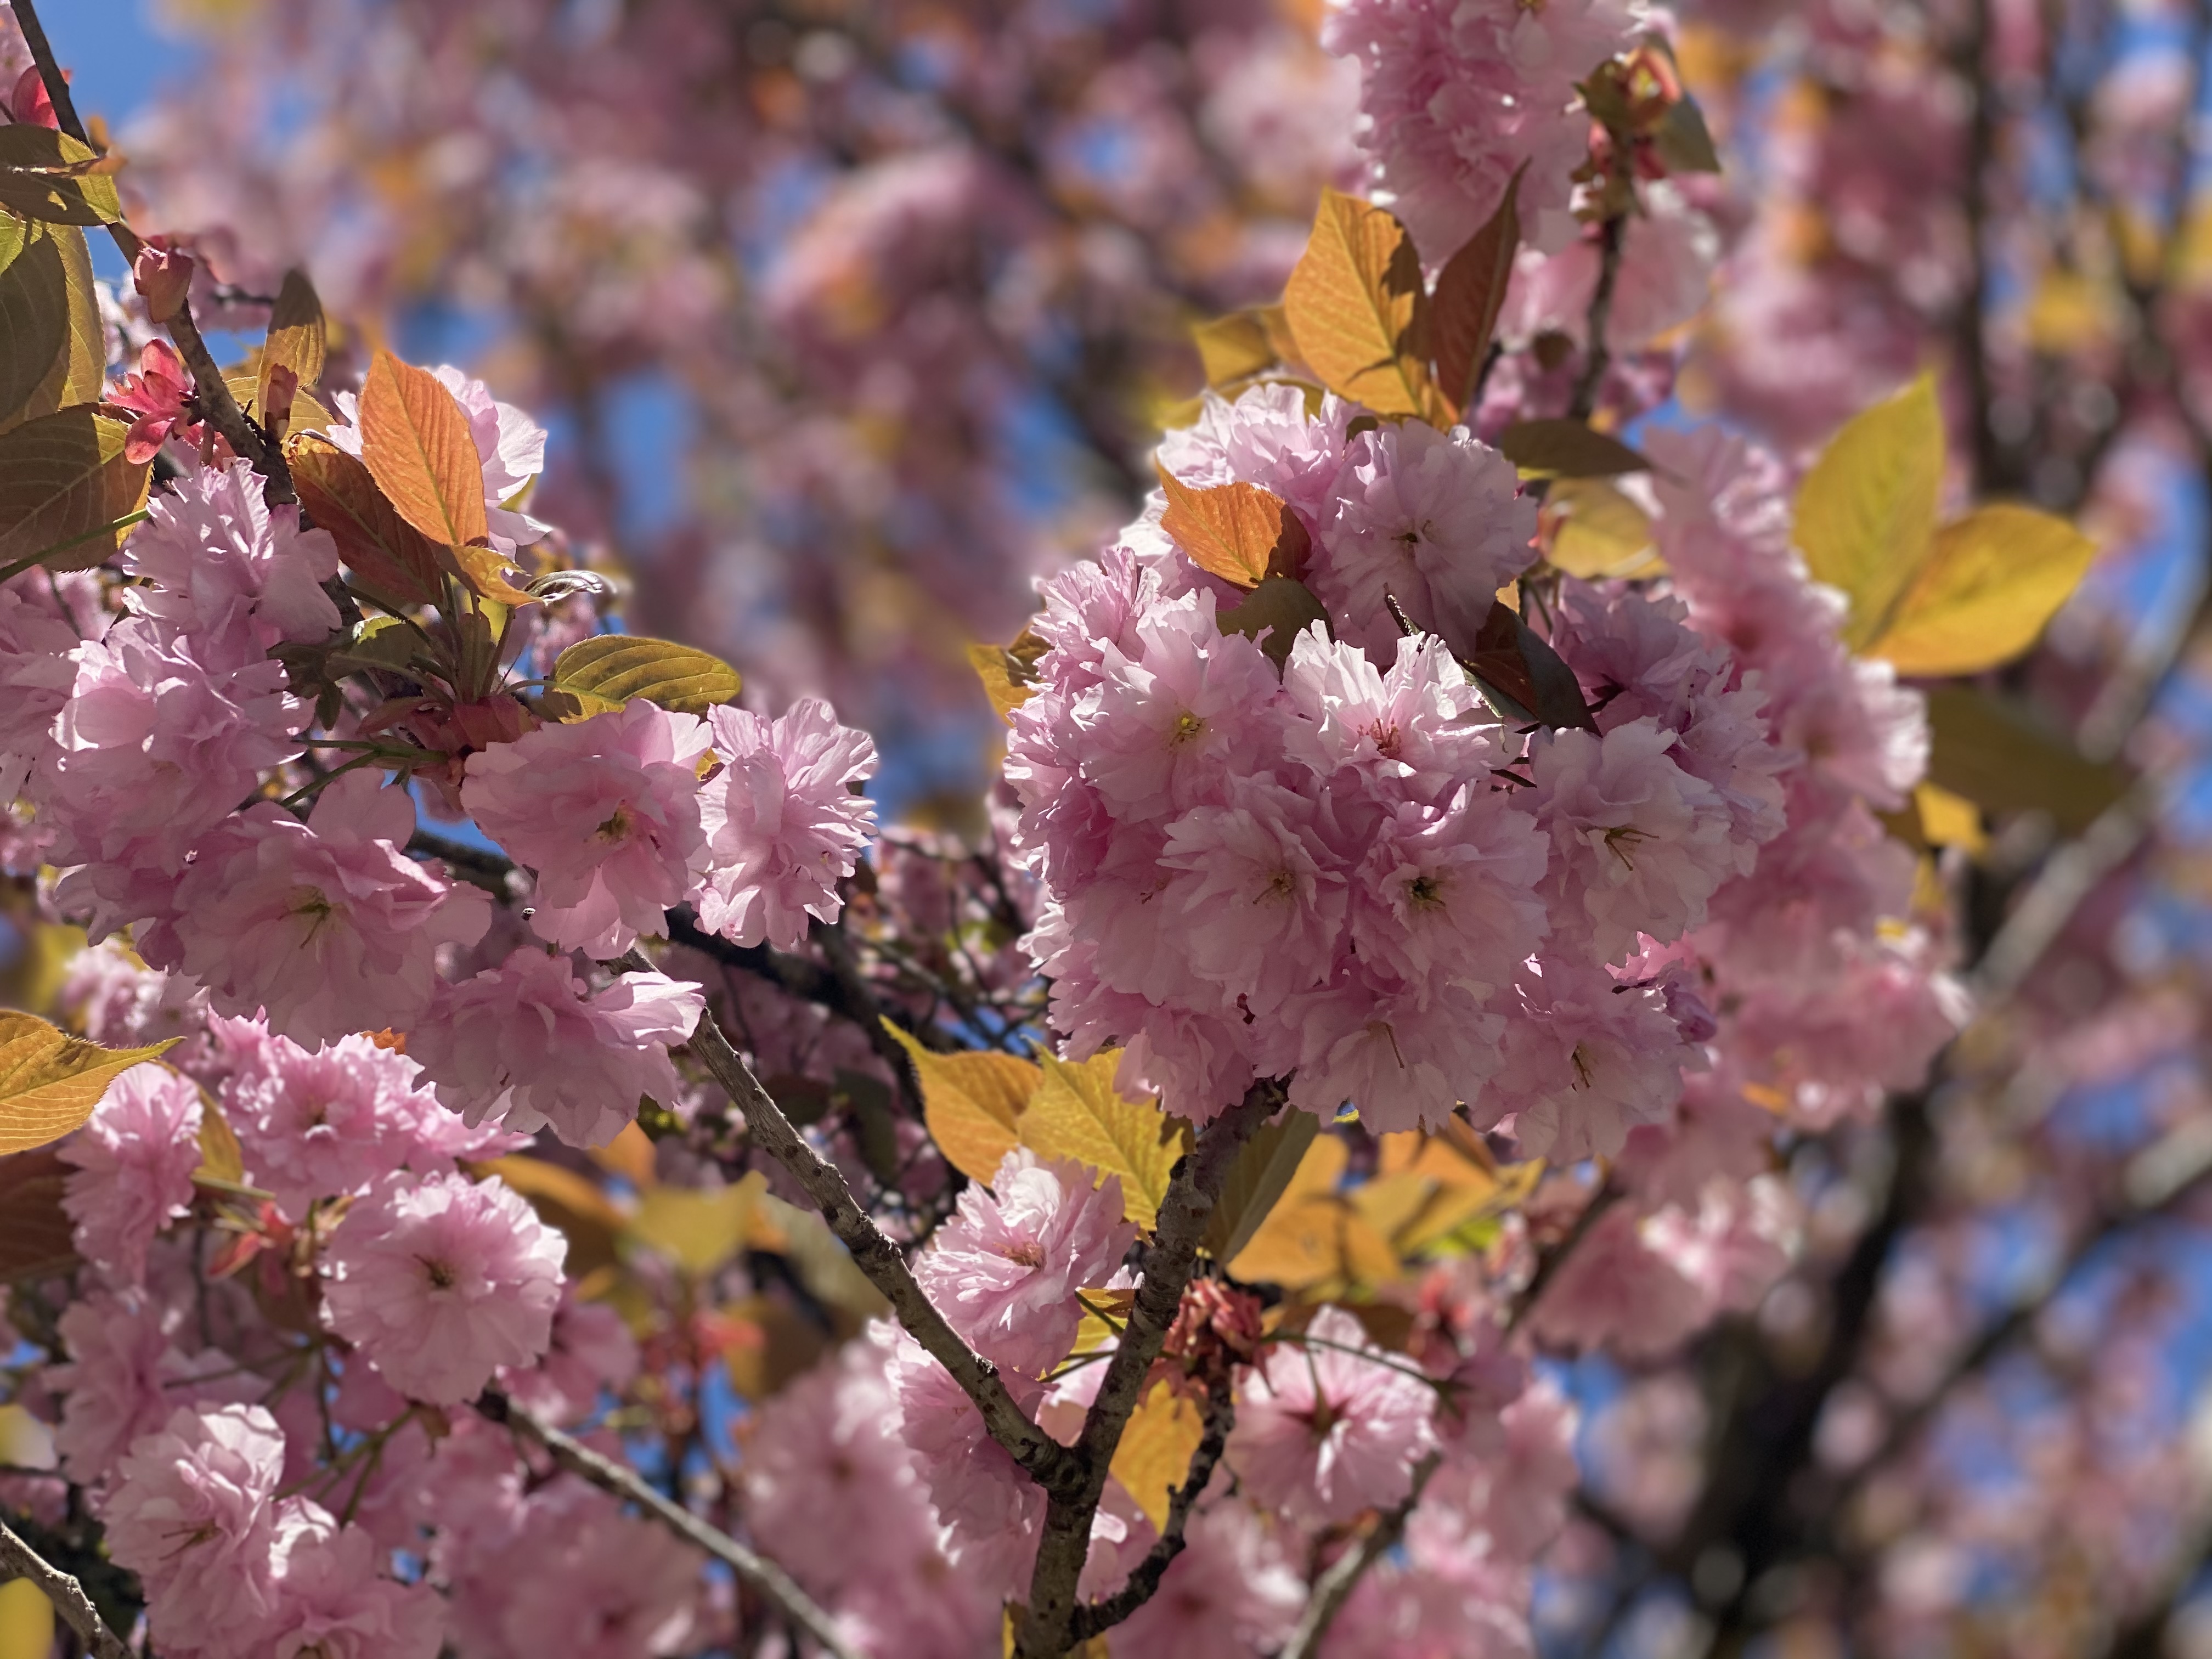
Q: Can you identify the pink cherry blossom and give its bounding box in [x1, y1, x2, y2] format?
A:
[1286, 977, 1505, 1131]
[0, 583, 78, 800]
[1226, 1305, 1438, 1525]
[1108, 1498, 1305, 1659]
[1350, 785, 1550, 992]
[322, 1169, 565, 1405]
[1482, 960, 1691, 1161]
[407, 948, 704, 1148]
[61, 1064, 203, 1286]
[695, 697, 878, 949]
[498, 1290, 640, 1425]
[914, 1148, 1138, 1379]
[48, 1290, 251, 1486]
[117, 460, 341, 652]
[264, 1516, 445, 1659]
[103, 1403, 287, 1652]
[461, 698, 712, 957]
[154, 771, 492, 1048]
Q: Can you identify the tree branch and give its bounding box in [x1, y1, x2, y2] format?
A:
[475, 1392, 861, 1659]
[0, 1521, 133, 1659]
[1014, 1080, 1282, 1658]
[678, 988, 1087, 1501]
[1065, 1376, 1237, 1642]
[12, 0, 294, 505]
[1568, 215, 1627, 421]
[1278, 1451, 1444, 1659]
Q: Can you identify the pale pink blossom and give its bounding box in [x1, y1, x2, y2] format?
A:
[1226, 1305, 1438, 1525]
[1502, 182, 1720, 352]
[1286, 978, 1505, 1132]
[1109, 1498, 1304, 1659]
[117, 459, 341, 652]
[1351, 786, 1550, 993]
[1280, 629, 1507, 794]
[56, 940, 210, 1051]
[322, 1169, 566, 1405]
[264, 1518, 445, 1659]
[1483, 960, 1689, 1161]
[1527, 1205, 1707, 1359]
[461, 699, 712, 957]
[104, 1403, 287, 1652]
[1154, 380, 1354, 524]
[695, 697, 878, 949]
[0, 584, 78, 800]
[1311, 421, 1534, 655]
[155, 772, 492, 1048]
[915, 1149, 1138, 1379]
[499, 1290, 640, 1425]
[408, 949, 704, 1148]
[48, 1290, 251, 1486]
[61, 1065, 203, 1285]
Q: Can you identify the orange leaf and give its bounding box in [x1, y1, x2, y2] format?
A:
[1431, 166, 1523, 413]
[287, 433, 445, 608]
[358, 349, 488, 551]
[1283, 188, 1447, 423]
[1155, 466, 1310, 589]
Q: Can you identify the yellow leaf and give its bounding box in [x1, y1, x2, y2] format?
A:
[0, 1015, 177, 1155]
[0, 407, 153, 579]
[0, 921, 83, 1016]
[1070, 1285, 1136, 1358]
[0, 219, 96, 433]
[0, 127, 122, 225]
[358, 348, 490, 550]
[591, 1121, 659, 1187]
[224, 373, 335, 439]
[1542, 478, 1662, 579]
[1190, 311, 1277, 389]
[0, 1403, 53, 1470]
[551, 635, 742, 715]
[444, 539, 538, 609]
[1864, 504, 2096, 676]
[1019, 1050, 1192, 1231]
[968, 626, 1048, 725]
[1794, 373, 1944, 651]
[631, 1173, 768, 1277]
[1109, 1381, 1206, 1531]
[195, 1098, 246, 1186]
[1914, 781, 1987, 856]
[259, 268, 329, 401]
[1283, 188, 1447, 422]
[1227, 1135, 1346, 1288]
[0, 1577, 54, 1659]
[881, 1023, 1037, 1184]
[1155, 467, 1311, 589]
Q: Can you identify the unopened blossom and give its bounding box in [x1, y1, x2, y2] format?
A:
[695, 697, 878, 949]
[407, 948, 704, 1148]
[322, 1169, 565, 1405]
[1226, 1305, 1439, 1525]
[104, 1403, 287, 1652]
[61, 1064, 203, 1286]
[156, 772, 492, 1048]
[1310, 420, 1534, 653]
[914, 1149, 1137, 1378]
[117, 460, 341, 653]
[461, 699, 712, 957]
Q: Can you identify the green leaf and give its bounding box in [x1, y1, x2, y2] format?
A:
[0, 128, 123, 225]
[0, 408, 153, 581]
[1220, 575, 1329, 668]
[1498, 418, 1651, 479]
[1203, 1108, 1319, 1266]
[1653, 94, 1723, 174]
[0, 1014, 177, 1155]
[1864, 504, 2096, 677]
[550, 635, 742, 715]
[0, 220, 99, 438]
[1923, 684, 2130, 837]
[1795, 373, 1944, 651]
[1019, 1051, 1192, 1231]
[1430, 166, 1523, 412]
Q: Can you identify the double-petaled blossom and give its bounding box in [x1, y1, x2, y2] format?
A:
[695, 697, 879, 949]
[321, 1170, 565, 1405]
[261, 1519, 445, 1659]
[61, 1065, 204, 1286]
[117, 460, 341, 653]
[407, 948, 704, 1149]
[462, 699, 712, 957]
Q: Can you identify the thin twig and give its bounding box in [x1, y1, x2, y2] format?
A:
[0, 1521, 133, 1659]
[12, 0, 294, 505]
[476, 1392, 861, 1659]
[1014, 1080, 1282, 1658]
[1279, 1451, 1445, 1659]
[1568, 215, 1627, 420]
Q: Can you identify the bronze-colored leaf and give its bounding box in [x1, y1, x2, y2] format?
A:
[1283, 188, 1449, 422]
[0, 127, 123, 225]
[287, 433, 445, 608]
[1431, 166, 1523, 413]
[1459, 599, 1598, 731]
[1155, 467, 1310, 588]
[1498, 419, 1651, 479]
[444, 541, 539, 608]
[259, 269, 328, 407]
[358, 348, 489, 550]
[1219, 575, 1329, 667]
[0, 1148, 76, 1281]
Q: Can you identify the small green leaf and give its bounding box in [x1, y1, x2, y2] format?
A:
[551, 635, 742, 715]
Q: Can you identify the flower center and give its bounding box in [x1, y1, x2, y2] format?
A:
[1602, 824, 1646, 870]
[1002, 1239, 1046, 1268]
[419, 1255, 458, 1291]
[1169, 710, 1205, 746]
[594, 803, 636, 843]
[1404, 873, 1446, 912]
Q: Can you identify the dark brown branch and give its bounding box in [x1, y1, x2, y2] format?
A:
[1279, 1451, 1444, 1659]
[1013, 1080, 1282, 1658]
[1568, 215, 1627, 421]
[476, 1392, 860, 1659]
[1065, 1376, 1237, 1641]
[678, 986, 1086, 1500]
[0, 1521, 132, 1659]
[12, 0, 294, 506]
